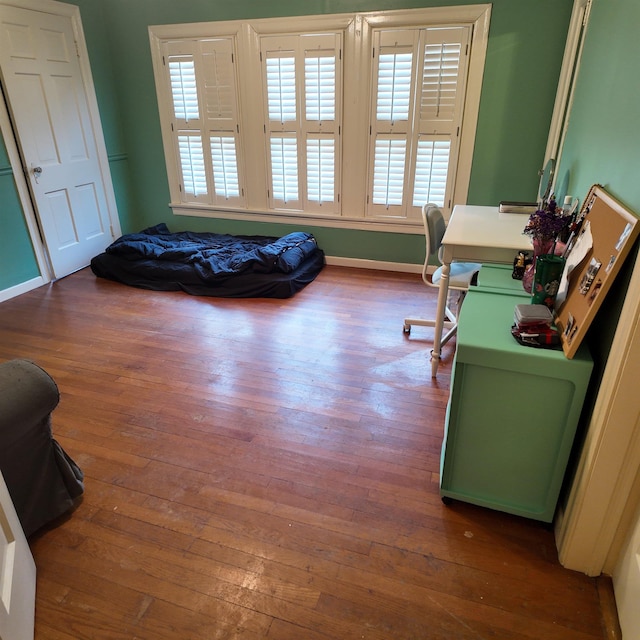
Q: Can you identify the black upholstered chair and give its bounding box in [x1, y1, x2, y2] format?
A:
[0, 359, 84, 536]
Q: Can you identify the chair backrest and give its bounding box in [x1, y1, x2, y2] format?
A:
[421, 203, 447, 263]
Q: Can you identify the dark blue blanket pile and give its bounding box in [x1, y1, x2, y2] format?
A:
[90, 224, 325, 298]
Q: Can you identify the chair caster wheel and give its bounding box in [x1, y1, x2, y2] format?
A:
[441, 496, 453, 506]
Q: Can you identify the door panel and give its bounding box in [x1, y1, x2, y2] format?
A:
[0, 471, 36, 640]
[0, 4, 115, 278]
[614, 479, 640, 637]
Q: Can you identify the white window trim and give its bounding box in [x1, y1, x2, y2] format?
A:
[149, 5, 491, 234]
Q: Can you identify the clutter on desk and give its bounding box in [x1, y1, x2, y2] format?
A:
[520, 197, 574, 294]
[514, 303, 553, 326]
[511, 304, 560, 348]
[538, 159, 556, 203]
[507, 184, 639, 357]
[499, 201, 538, 214]
[531, 254, 565, 308]
[555, 184, 640, 358]
[512, 250, 531, 280]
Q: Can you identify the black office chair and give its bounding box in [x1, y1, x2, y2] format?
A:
[403, 203, 481, 345]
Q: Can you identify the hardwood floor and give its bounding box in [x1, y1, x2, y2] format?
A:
[0, 266, 613, 639]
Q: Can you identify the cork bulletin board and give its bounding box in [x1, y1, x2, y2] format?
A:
[555, 184, 640, 358]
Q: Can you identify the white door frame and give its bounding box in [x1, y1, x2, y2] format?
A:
[0, 0, 121, 284]
[555, 247, 640, 577]
[0, 470, 36, 640]
[544, 0, 640, 582]
[613, 499, 640, 636]
[0, 82, 50, 283]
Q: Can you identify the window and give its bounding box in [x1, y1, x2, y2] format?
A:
[261, 33, 341, 214]
[367, 27, 470, 219]
[162, 37, 245, 207]
[149, 6, 490, 231]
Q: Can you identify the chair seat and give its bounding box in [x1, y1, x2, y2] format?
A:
[432, 262, 481, 289]
[403, 203, 481, 351]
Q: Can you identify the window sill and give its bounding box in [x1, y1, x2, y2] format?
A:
[170, 203, 425, 235]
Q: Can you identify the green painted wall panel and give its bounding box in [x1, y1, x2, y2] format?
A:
[470, 1, 572, 204]
[553, 0, 640, 389]
[0, 134, 39, 291]
[79, 0, 573, 262]
[558, 0, 640, 213]
[0, 0, 573, 285]
[11, 0, 639, 294]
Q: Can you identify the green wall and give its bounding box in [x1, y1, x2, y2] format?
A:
[555, 0, 640, 378]
[0, 0, 575, 290]
[559, 0, 640, 210]
[0, 135, 39, 290]
[80, 0, 572, 255]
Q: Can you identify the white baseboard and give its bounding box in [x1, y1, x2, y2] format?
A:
[0, 260, 424, 304]
[0, 276, 46, 303]
[325, 255, 424, 274]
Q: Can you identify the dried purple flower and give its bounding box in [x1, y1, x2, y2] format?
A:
[523, 199, 570, 240]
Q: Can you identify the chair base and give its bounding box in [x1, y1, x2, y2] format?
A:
[403, 289, 464, 350]
[403, 317, 458, 347]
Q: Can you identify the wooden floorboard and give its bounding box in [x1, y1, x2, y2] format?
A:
[0, 266, 612, 639]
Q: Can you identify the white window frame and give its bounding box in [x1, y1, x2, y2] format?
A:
[149, 5, 491, 233]
[261, 32, 342, 215]
[367, 26, 471, 220]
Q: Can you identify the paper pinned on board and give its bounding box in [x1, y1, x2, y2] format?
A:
[555, 221, 593, 310]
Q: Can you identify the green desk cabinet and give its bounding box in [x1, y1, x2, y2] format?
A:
[440, 288, 593, 522]
[475, 264, 531, 297]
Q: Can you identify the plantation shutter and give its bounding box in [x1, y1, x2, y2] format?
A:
[367, 26, 470, 219]
[164, 41, 208, 202]
[163, 37, 244, 206]
[368, 29, 418, 217]
[262, 33, 341, 213]
[169, 56, 199, 122]
[200, 38, 244, 206]
[411, 27, 469, 212]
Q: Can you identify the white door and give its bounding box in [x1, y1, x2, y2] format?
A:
[0, 471, 36, 640]
[614, 502, 640, 638]
[0, 2, 117, 278]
